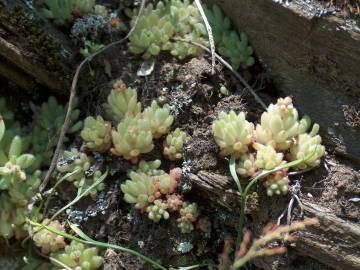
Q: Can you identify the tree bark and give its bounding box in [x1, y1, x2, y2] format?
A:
[0, 0, 76, 93]
[189, 171, 360, 270]
[208, 0, 360, 158]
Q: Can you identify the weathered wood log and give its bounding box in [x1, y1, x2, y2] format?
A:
[189, 171, 360, 270]
[208, 0, 360, 158]
[0, 0, 76, 92]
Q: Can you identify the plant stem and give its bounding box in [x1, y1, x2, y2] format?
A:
[231, 151, 317, 250]
[28, 220, 168, 270]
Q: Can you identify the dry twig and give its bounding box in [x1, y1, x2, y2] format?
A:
[194, 0, 216, 74]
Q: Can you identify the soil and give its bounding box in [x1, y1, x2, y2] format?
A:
[1, 1, 359, 270]
[31, 42, 358, 270]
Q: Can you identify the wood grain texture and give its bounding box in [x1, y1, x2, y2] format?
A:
[207, 0, 360, 157]
[190, 171, 360, 270]
[0, 0, 75, 92]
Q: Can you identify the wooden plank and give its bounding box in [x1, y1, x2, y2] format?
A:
[189, 171, 360, 270]
[207, 0, 360, 158]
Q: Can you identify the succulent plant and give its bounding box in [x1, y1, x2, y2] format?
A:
[146, 199, 170, 222]
[167, 0, 208, 59]
[135, 159, 165, 177]
[236, 153, 257, 177]
[212, 111, 254, 157]
[0, 134, 41, 206]
[156, 173, 178, 195]
[218, 31, 254, 69]
[39, 0, 101, 25]
[40, 0, 73, 25]
[129, 0, 207, 60]
[129, 2, 175, 59]
[166, 194, 183, 212]
[80, 40, 105, 58]
[205, 4, 255, 69]
[0, 99, 23, 157]
[163, 128, 188, 161]
[0, 98, 16, 127]
[121, 168, 179, 209]
[254, 97, 310, 151]
[142, 101, 174, 138]
[94, 4, 108, 17]
[0, 116, 42, 239]
[121, 171, 160, 209]
[111, 117, 154, 163]
[177, 202, 199, 233]
[289, 124, 325, 169]
[56, 149, 105, 197]
[105, 80, 142, 122]
[253, 143, 284, 170]
[50, 240, 103, 270]
[33, 219, 66, 254]
[204, 4, 231, 44]
[128, 1, 254, 68]
[0, 193, 27, 239]
[56, 149, 91, 182]
[264, 171, 289, 197]
[28, 96, 82, 169]
[73, 0, 96, 16]
[80, 116, 112, 152]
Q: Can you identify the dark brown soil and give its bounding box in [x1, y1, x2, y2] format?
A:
[40, 43, 359, 270]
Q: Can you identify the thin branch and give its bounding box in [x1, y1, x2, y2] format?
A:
[194, 0, 216, 74]
[37, 0, 147, 193]
[173, 37, 267, 110]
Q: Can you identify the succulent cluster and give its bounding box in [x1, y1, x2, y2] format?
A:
[0, 118, 42, 239]
[96, 80, 184, 163]
[128, 1, 254, 69]
[0, 97, 81, 240]
[163, 128, 189, 161]
[264, 171, 289, 197]
[0, 99, 22, 155]
[135, 159, 165, 176]
[121, 163, 199, 233]
[33, 219, 66, 254]
[80, 116, 112, 152]
[105, 80, 142, 122]
[205, 5, 255, 69]
[111, 117, 154, 163]
[28, 97, 82, 169]
[143, 101, 174, 138]
[212, 97, 325, 196]
[146, 199, 170, 222]
[254, 97, 310, 151]
[177, 202, 199, 233]
[56, 149, 105, 198]
[50, 240, 103, 270]
[39, 0, 107, 25]
[212, 111, 254, 157]
[128, 0, 207, 60]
